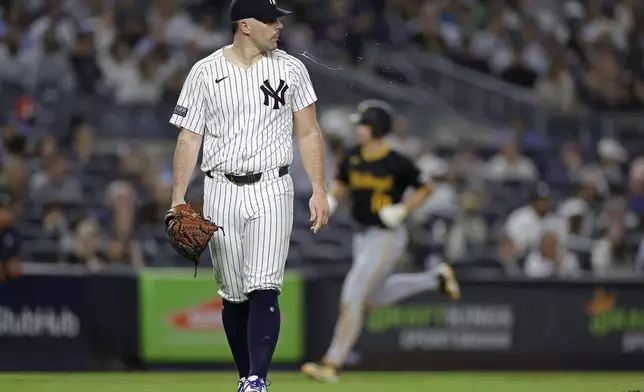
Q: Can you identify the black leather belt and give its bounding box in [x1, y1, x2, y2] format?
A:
[206, 165, 289, 185]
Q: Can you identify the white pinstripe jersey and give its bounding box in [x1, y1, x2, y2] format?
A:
[169, 45, 318, 174]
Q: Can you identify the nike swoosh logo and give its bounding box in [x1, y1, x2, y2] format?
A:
[215, 76, 228, 83]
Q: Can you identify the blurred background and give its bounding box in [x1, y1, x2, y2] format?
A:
[1, 0, 644, 376]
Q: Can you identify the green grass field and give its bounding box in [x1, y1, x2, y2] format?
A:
[0, 372, 642, 392]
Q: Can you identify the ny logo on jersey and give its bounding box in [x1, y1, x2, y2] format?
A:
[260, 79, 289, 110]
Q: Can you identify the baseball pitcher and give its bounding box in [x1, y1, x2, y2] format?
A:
[164, 0, 330, 391]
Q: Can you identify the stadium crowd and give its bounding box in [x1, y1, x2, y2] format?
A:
[395, 0, 644, 114]
[1, 0, 644, 281]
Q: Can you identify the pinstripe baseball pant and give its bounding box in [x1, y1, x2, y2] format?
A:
[203, 170, 294, 303]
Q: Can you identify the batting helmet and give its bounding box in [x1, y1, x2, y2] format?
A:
[350, 99, 394, 139]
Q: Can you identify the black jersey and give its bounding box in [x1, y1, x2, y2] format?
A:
[337, 145, 428, 228]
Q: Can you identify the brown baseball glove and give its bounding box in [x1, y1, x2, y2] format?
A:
[164, 203, 223, 276]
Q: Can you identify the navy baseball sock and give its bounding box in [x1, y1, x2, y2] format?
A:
[222, 299, 250, 379]
[247, 290, 280, 379]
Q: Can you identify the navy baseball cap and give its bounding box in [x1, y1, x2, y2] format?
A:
[229, 0, 292, 22]
[358, 107, 391, 126]
[349, 99, 394, 123]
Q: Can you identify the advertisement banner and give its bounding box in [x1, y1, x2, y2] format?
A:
[305, 279, 519, 365]
[0, 275, 90, 370]
[363, 301, 514, 353]
[304, 278, 644, 370]
[139, 269, 304, 362]
[552, 285, 644, 355]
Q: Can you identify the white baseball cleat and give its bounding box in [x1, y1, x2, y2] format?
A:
[237, 377, 246, 392]
[301, 362, 340, 383]
[435, 262, 460, 301]
[242, 375, 271, 392]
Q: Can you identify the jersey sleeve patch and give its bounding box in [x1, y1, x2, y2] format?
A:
[173, 105, 188, 118]
[169, 63, 207, 135]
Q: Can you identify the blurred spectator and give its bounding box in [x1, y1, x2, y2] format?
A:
[445, 187, 489, 262]
[581, 137, 627, 196]
[67, 120, 96, 170]
[578, 3, 628, 54]
[33, 134, 60, 171]
[451, 36, 490, 74]
[471, 12, 506, 63]
[557, 176, 601, 255]
[104, 180, 145, 269]
[491, 18, 548, 80]
[535, 56, 578, 113]
[485, 140, 538, 182]
[189, 12, 230, 56]
[0, 192, 21, 281]
[138, 146, 167, 197]
[97, 34, 138, 95]
[42, 201, 69, 237]
[495, 39, 539, 88]
[69, 0, 103, 33]
[409, 0, 450, 56]
[592, 212, 636, 277]
[578, 49, 631, 110]
[137, 178, 172, 226]
[321, 0, 378, 65]
[548, 141, 584, 185]
[27, 0, 76, 54]
[410, 160, 458, 226]
[0, 32, 30, 89]
[30, 154, 83, 205]
[111, 45, 181, 105]
[498, 234, 521, 276]
[384, 115, 423, 160]
[112, 0, 147, 33]
[629, 156, 644, 196]
[504, 183, 557, 258]
[629, 156, 644, 221]
[2, 127, 29, 157]
[451, 142, 485, 185]
[524, 230, 581, 278]
[1, 152, 29, 213]
[595, 197, 639, 242]
[30, 30, 77, 92]
[10, 96, 39, 139]
[59, 216, 105, 271]
[69, 31, 101, 94]
[415, 141, 448, 183]
[116, 146, 144, 182]
[146, 0, 196, 49]
[105, 180, 137, 233]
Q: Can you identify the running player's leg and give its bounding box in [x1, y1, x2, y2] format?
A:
[302, 227, 406, 382]
[241, 175, 294, 382]
[368, 261, 460, 306]
[204, 176, 249, 381]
